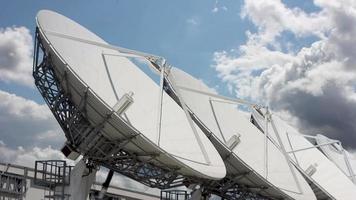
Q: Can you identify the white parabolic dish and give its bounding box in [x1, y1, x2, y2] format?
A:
[315, 134, 356, 184]
[36, 10, 226, 180]
[167, 67, 316, 200]
[252, 108, 356, 199]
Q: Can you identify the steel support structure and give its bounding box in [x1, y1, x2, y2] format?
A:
[33, 28, 185, 190]
[197, 170, 269, 200]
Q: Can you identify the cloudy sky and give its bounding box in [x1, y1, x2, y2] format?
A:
[1, 0, 356, 192]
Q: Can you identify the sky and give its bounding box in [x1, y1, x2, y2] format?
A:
[1, 0, 356, 194]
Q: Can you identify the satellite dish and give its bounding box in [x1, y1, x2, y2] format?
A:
[166, 67, 316, 199]
[36, 10, 226, 180]
[252, 108, 356, 199]
[315, 134, 356, 184]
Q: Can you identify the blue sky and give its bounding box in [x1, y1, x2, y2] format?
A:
[0, 0, 322, 102]
[0, 0, 252, 102]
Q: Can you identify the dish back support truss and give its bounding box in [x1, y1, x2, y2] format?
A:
[32, 28, 184, 190]
[199, 176, 269, 200]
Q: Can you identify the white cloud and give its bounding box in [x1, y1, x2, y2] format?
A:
[0, 141, 70, 167]
[241, 0, 329, 46]
[186, 18, 199, 26]
[0, 26, 33, 86]
[212, 0, 228, 13]
[213, 0, 356, 148]
[0, 90, 64, 148]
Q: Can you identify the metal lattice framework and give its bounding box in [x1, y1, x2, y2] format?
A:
[33, 29, 185, 190]
[201, 177, 269, 200]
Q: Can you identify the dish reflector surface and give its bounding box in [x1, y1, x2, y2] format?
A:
[167, 67, 316, 200]
[36, 10, 225, 180]
[252, 108, 356, 199]
[315, 134, 356, 184]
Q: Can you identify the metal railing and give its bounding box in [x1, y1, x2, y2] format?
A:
[0, 171, 26, 199]
[34, 160, 72, 200]
[160, 190, 190, 200]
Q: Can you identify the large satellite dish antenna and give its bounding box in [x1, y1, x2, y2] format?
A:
[315, 134, 356, 184]
[251, 108, 356, 199]
[166, 67, 316, 199]
[34, 10, 226, 183]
